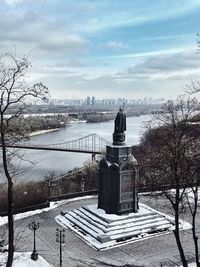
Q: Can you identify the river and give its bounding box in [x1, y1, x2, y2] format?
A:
[0, 114, 152, 183]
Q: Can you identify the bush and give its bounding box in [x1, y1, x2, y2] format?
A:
[0, 181, 48, 214]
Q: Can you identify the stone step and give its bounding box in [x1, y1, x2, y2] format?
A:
[110, 220, 171, 241]
[67, 210, 102, 235]
[65, 207, 171, 243]
[70, 209, 106, 232]
[56, 203, 186, 250]
[81, 206, 162, 228]
[78, 208, 108, 228]
[83, 205, 159, 225]
[71, 208, 170, 235]
[65, 213, 99, 239]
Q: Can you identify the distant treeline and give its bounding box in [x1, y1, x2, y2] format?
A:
[3, 114, 70, 135]
[86, 112, 115, 123]
[26, 114, 69, 132]
[85, 107, 160, 123]
[5, 103, 164, 115]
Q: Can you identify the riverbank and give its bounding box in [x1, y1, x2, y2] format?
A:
[30, 128, 61, 136]
[8, 114, 151, 182]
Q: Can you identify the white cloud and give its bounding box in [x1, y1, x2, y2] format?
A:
[0, 7, 88, 70]
[105, 41, 124, 49]
[121, 50, 200, 79]
[0, 0, 200, 100]
[78, 1, 200, 33]
[110, 47, 195, 60]
[4, 0, 23, 5]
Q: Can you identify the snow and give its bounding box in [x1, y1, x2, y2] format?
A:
[175, 263, 196, 267]
[85, 203, 191, 231]
[0, 195, 96, 227]
[0, 196, 98, 266]
[165, 188, 200, 205]
[0, 252, 52, 267]
[29, 128, 60, 136]
[162, 263, 196, 267]
[56, 203, 192, 250]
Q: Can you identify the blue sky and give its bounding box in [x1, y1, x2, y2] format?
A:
[1, 0, 200, 99]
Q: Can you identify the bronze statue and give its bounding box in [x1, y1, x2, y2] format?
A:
[114, 108, 126, 133]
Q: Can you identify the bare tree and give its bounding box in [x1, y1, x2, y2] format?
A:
[184, 33, 200, 94]
[185, 80, 200, 94]
[0, 53, 48, 267]
[140, 96, 200, 267]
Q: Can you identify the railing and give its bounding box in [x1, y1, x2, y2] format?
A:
[48, 189, 98, 202]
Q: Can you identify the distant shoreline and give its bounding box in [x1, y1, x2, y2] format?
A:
[30, 128, 61, 136]
[29, 120, 88, 136]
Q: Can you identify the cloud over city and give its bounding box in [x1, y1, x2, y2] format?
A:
[0, 0, 200, 99]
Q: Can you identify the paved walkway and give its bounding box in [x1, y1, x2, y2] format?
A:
[5, 195, 200, 266]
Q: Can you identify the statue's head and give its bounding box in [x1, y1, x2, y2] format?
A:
[119, 108, 123, 112]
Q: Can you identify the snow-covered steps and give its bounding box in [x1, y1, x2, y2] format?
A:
[55, 203, 191, 250]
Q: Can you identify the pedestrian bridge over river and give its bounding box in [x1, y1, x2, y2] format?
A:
[8, 133, 111, 155]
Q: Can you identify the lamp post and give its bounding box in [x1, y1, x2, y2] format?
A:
[28, 220, 40, 261]
[56, 228, 65, 267]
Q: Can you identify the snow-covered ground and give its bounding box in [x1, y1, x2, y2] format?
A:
[0, 194, 197, 266]
[0, 195, 95, 227]
[166, 188, 200, 203]
[0, 252, 52, 267]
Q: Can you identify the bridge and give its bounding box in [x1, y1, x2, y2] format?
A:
[8, 133, 111, 156]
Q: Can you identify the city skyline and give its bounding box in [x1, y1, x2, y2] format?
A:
[1, 0, 200, 99]
[48, 96, 165, 105]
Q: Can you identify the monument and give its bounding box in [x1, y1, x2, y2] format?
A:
[113, 107, 126, 145]
[56, 109, 184, 250]
[98, 108, 138, 214]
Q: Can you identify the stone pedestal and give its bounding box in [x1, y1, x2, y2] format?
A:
[98, 145, 138, 215]
[113, 132, 126, 145]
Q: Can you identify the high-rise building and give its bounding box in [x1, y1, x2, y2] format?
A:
[86, 96, 90, 105]
[92, 96, 95, 105]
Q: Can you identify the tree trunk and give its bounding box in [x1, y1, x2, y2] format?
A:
[1, 128, 14, 267]
[6, 178, 14, 267]
[173, 230, 188, 267]
[173, 206, 188, 267]
[192, 190, 200, 267]
[193, 234, 200, 267]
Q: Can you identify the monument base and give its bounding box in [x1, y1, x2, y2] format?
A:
[112, 132, 126, 145]
[98, 145, 138, 215]
[56, 203, 190, 250]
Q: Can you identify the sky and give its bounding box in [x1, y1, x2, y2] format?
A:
[1, 0, 200, 100]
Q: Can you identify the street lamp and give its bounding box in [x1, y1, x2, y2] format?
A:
[56, 228, 65, 267]
[28, 220, 40, 261]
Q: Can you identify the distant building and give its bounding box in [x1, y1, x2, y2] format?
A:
[86, 96, 90, 105]
[92, 96, 95, 105]
[43, 97, 165, 107]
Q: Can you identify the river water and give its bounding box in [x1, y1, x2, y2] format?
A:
[0, 114, 152, 183]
